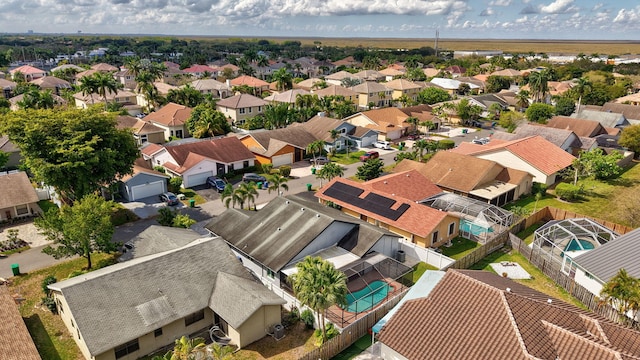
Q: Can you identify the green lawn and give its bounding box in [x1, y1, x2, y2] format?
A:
[179, 188, 207, 205]
[412, 262, 439, 283]
[506, 162, 640, 226]
[438, 237, 481, 260]
[331, 151, 365, 165]
[332, 334, 372, 360]
[37, 200, 58, 214]
[517, 222, 544, 245]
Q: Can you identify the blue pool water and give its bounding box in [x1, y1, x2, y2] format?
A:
[460, 219, 494, 236]
[564, 238, 595, 252]
[345, 280, 390, 313]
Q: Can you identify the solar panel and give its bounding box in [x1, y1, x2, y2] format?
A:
[324, 183, 410, 221]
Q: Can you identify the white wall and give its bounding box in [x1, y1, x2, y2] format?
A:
[286, 221, 356, 266]
[398, 239, 455, 269]
[574, 268, 604, 297]
[476, 150, 552, 185]
[380, 342, 408, 360]
[370, 235, 401, 258]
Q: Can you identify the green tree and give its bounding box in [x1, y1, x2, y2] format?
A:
[1, 108, 139, 203]
[618, 124, 640, 155]
[37, 194, 117, 269]
[356, 158, 384, 181]
[485, 75, 511, 93]
[272, 67, 293, 91]
[220, 183, 240, 209]
[0, 150, 8, 168]
[455, 98, 483, 125]
[525, 103, 555, 123]
[600, 269, 640, 322]
[554, 96, 576, 116]
[263, 102, 293, 129]
[288, 256, 347, 342]
[498, 111, 525, 133]
[316, 162, 344, 185]
[515, 90, 530, 111]
[186, 104, 232, 138]
[18, 88, 56, 110]
[236, 182, 259, 210]
[577, 148, 623, 180]
[528, 69, 550, 103]
[406, 116, 419, 133]
[268, 173, 289, 195]
[92, 72, 120, 110]
[173, 214, 196, 228]
[306, 139, 325, 165]
[573, 77, 592, 111]
[78, 74, 98, 105]
[166, 84, 204, 107]
[157, 207, 177, 226]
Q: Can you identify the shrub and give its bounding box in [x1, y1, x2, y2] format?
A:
[41, 275, 57, 297]
[172, 214, 196, 229]
[555, 183, 583, 201]
[300, 309, 315, 329]
[437, 139, 455, 150]
[153, 166, 166, 173]
[41, 297, 58, 314]
[261, 163, 273, 174]
[157, 207, 177, 226]
[169, 177, 183, 193]
[531, 182, 547, 196]
[279, 165, 292, 177]
[269, 168, 280, 175]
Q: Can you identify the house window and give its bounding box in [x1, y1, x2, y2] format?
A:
[432, 231, 439, 246]
[248, 107, 252, 113]
[239, 108, 246, 114]
[175, 130, 183, 138]
[140, 134, 148, 143]
[448, 223, 455, 236]
[185, 309, 205, 326]
[267, 269, 276, 279]
[258, 106, 262, 112]
[16, 204, 28, 216]
[115, 339, 140, 359]
[154, 328, 163, 337]
[243, 161, 249, 168]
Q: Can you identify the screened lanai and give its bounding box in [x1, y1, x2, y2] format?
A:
[531, 218, 618, 272]
[420, 193, 514, 243]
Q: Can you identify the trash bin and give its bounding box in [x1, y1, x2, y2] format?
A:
[311, 167, 316, 175]
[189, 199, 195, 208]
[257, 182, 263, 189]
[263, 181, 269, 189]
[11, 263, 20, 276]
[399, 145, 404, 151]
[462, 129, 468, 134]
[306, 183, 312, 191]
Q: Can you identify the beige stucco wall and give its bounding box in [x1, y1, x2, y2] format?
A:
[233, 304, 282, 348]
[475, 150, 552, 185]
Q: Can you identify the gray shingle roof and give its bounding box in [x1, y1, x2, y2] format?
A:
[574, 227, 640, 282]
[118, 225, 203, 261]
[49, 237, 267, 357]
[0, 172, 39, 209]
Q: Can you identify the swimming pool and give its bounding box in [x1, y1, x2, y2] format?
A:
[460, 219, 494, 236]
[345, 280, 390, 313]
[564, 238, 595, 252]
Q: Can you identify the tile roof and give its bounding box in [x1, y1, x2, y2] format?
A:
[601, 102, 640, 121]
[312, 85, 359, 98]
[229, 75, 269, 87]
[326, 70, 357, 80]
[0, 172, 39, 209]
[294, 77, 323, 90]
[512, 123, 575, 148]
[377, 269, 640, 360]
[316, 177, 447, 238]
[353, 70, 384, 81]
[364, 169, 442, 201]
[143, 102, 192, 127]
[350, 81, 391, 94]
[116, 115, 164, 135]
[0, 136, 19, 153]
[164, 137, 255, 170]
[450, 135, 575, 176]
[182, 64, 216, 73]
[9, 65, 46, 75]
[29, 76, 71, 89]
[140, 143, 163, 157]
[91, 63, 118, 72]
[358, 107, 410, 127]
[298, 115, 344, 142]
[383, 79, 422, 90]
[0, 78, 17, 90]
[246, 126, 318, 152]
[573, 227, 640, 282]
[491, 68, 522, 77]
[264, 88, 311, 103]
[0, 285, 42, 360]
[547, 116, 606, 137]
[72, 89, 137, 103]
[216, 94, 267, 109]
[379, 67, 404, 76]
[188, 79, 230, 91]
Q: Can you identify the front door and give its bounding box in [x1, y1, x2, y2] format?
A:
[216, 163, 226, 175]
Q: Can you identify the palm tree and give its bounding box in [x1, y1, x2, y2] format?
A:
[316, 162, 344, 185]
[515, 90, 530, 111]
[78, 75, 98, 105]
[92, 72, 119, 110]
[268, 173, 289, 195]
[220, 183, 239, 208]
[288, 256, 347, 342]
[528, 69, 549, 103]
[210, 343, 235, 360]
[272, 68, 293, 91]
[306, 139, 325, 165]
[237, 181, 259, 210]
[263, 102, 292, 129]
[18, 88, 55, 110]
[153, 336, 207, 360]
[329, 129, 340, 154]
[406, 116, 419, 134]
[413, 139, 430, 161]
[574, 77, 592, 112]
[600, 268, 640, 322]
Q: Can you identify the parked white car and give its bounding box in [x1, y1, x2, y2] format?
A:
[373, 140, 391, 150]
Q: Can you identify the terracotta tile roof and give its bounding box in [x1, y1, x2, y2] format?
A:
[30, 76, 71, 89]
[216, 94, 267, 109]
[450, 136, 575, 176]
[9, 65, 46, 75]
[140, 143, 163, 157]
[182, 64, 216, 73]
[294, 78, 323, 90]
[91, 63, 118, 72]
[491, 68, 522, 77]
[75, 69, 99, 80]
[383, 79, 422, 90]
[229, 75, 269, 87]
[144, 103, 192, 127]
[313, 85, 359, 98]
[0, 171, 39, 209]
[164, 137, 255, 169]
[364, 170, 442, 201]
[423, 68, 441, 77]
[325, 70, 356, 81]
[0, 286, 42, 360]
[315, 177, 446, 238]
[379, 67, 404, 76]
[359, 107, 409, 127]
[378, 269, 640, 360]
[116, 115, 164, 135]
[547, 116, 606, 137]
[350, 81, 391, 94]
[264, 89, 310, 104]
[188, 79, 230, 92]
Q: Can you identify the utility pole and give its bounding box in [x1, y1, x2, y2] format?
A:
[435, 29, 439, 58]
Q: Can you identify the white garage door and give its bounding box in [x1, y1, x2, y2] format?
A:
[131, 181, 165, 201]
[186, 171, 214, 187]
[272, 153, 292, 167]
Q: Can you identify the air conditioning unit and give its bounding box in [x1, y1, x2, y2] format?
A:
[273, 324, 285, 340]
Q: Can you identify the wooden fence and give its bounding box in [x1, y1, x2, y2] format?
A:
[297, 288, 407, 360]
[445, 228, 511, 270]
[511, 206, 634, 235]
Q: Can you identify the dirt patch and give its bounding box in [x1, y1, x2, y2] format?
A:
[0, 222, 50, 248]
[234, 322, 316, 360]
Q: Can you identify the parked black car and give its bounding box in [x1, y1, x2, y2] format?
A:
[242, 173, 267, 183]
[206, 176, 227, 192]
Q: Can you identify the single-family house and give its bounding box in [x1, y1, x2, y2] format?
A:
[0, 78, 17, 98]
[316, 172, 461, 248]
[572, 109, 629, 129]
[344, 107, 411, 141]
[353, 70, 385, 82]
[491, 124, 597, 155]
[379, 67, 405, 82]
[49, 234, 285, 360]
[546, 116, 610, 137]
[113, 68, 137, 90]
[116, 115, 165, 145]
[423, 68, 441, 78]
[312, 85, 359, 104]
[297, 114, 378, 149]
[0, 285, 42, 360]
[490, 68, 522, 78]
[238, 127, 316, 166]
[325, 70, 359, 86]
[384, 79, 422, 105]
[188, 79, 231, 99]
[398, 105, 441, 131]
[73, 89, 139, 113]
[228, 76, 270, 96]
[429, 78, 480, 95]
[9, 65, 46, 81]
[294, 78, 324, 91]
[91, 63, 118, 72]
[394, 154, 533, 206]
[450, 135, 576, 185]
[205, 194, 409, 326]
[0, 171, 40, 221]
[264, 89, 311, 104]
[350, 81, 393, 109]
[143, 103, 192, 140]
[377, 269, 640, 360]
[331, 56, 359, 68]
[30, 76, 71, 95]
[0, 136, 21, 169]
[160, 66, 189, 86]
[613, 92, 640, 106]
[143, 137, 255, 187]
[119, 160, 170, 201]
[444, 65, 466, 77]
[216, 94, 267, 126]
[181, 64, 217, 79]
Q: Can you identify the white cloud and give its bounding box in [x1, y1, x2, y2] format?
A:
[540, 0, 578, 14]
[489, 0, 511, 6]
[613, 7, 640, 24]
[480, 7, 494, 16]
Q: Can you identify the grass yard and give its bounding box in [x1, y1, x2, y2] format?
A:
[232, 322, 316, 360]
[8, 253, 120, 360]
[517, 222, 544, 245]
[38, 200, 58, 214]
[411, 262, 439, 283]
[331, 151, 366, 165]
[438, 237, 481, 260]
[332, 334, 372, 360]
[179, 188, 207, 205]
[470, 249, 586, 309]
[506, 161, 640, 227]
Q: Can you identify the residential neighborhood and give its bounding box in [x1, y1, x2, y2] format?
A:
[2, 36, 640, 360]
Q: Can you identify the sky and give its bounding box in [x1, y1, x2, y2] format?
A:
[0, 0, 639, 40]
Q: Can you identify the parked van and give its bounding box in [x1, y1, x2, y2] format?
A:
[374, 140, 391, 150]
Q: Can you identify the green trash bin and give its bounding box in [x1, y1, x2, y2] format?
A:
[311, 167, 316, 175]
[257, 182, 263, 189]
[11, 263, 20, 276]
[189, 199, 195, 208]
[462, 129, 468, 134]
[306, 183, 312, 191]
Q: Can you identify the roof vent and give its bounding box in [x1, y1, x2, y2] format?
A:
[316, 214, 320, 218]
[301, 207, 305, 211]
[547, 299, 553, 304]
[277, 227, 281, 231]
[285, 200, 290, 204]
[506, 287, 511, 293]
[384, 181, 388, 184]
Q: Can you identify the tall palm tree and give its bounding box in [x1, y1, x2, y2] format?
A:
[79, 75, 98, 105]
[515, 90, 530, 111]
[413, 139, 429, 162]
[272, 68, 293, 91]
[220, 183, 240, 208]
[406, 116, 419, 134]
[289, 256, 347, 342]
[574, 77, 592, 112]
[237, 182, 259, 210]
[268, 173, 289, 195]
[306, 139, 325, 165]
[92, 72, 119, 110]
[528, 69, 549, 103]
[316, 162, 344, 185]
[600, 268, 640, 322]
[329, 129, 340, 153]
[263, 102, 292, 129]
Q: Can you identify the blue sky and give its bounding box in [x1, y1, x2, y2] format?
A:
[0, 0, 638, 40]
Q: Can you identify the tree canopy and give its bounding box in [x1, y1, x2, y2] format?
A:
[0, 107, 139, 203]
[525, 103, 555, 123]
[37, 194, 117, 269]
[356, 158, 384, 181]
[186, 103, 232, 138]
[600, 269, 640, 322]
[619, 124, 640, 155]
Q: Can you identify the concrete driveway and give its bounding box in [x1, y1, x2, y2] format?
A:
[120, 195, 185, 219]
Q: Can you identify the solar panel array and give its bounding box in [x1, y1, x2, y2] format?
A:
[324, 182, 410, 221]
